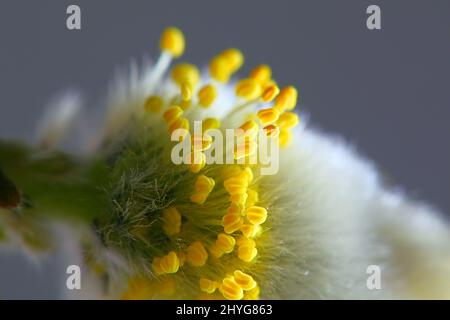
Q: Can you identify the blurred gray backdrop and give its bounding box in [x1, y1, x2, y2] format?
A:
[0, 0, 449, 298]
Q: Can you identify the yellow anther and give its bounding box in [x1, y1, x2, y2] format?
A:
[198, 84, 217, 108]
[230, 192, 248, 205]
[274, 86, 298, 112]
[186, 241, 208, 267]
[249, 64, 272, 85]
[160, 27, 185, 58]
[261, 83, 280, 102]
[195, 175, 215, 194]
[192, 133, 213, 151]
[171, 63, 200, 88]
[200, 278, 220, 294]
[209, 56, 232, 83]
[144, 95, 164, 113]
[162, 206, 182, 236]
[180, 82, 192, 101]
[159, 251, 180, 274]
[235, 78, 262, 100]
[263, 124, 280, 137]
[246, 189, 259, 207]
[168, 117, 190, 137]
[227, 203, 244, 215]
[190, 193, 208, 205]
[243, 286, 260, 300]
[237, 238, 258, 262]
[220, 277, 244, 300]
[163, 106, 183, 125]
[279, 128, 293, 148]
[240, 224, 260, 238]
[224, 174, 248, 195]
[208, 243, 224, 258]
[246, 206, 268, 225]
[222, 213, 244, 234]
[188, 151, 206, 173]
[234, 140, 258, 160]
[221, 166, 242, 180]
[233, 270, 257, 291]
[179, 99, 191, 110]
[243, 167, 254, 183]
[257, 107, 280, 125]
[237, 120, 259, 139]
[277, 112, 299, 129]
[215, 233, 236, 254]
[152, 257, 164, 275]
[221, 48, 244, 72]
[202, 118, 221, 131]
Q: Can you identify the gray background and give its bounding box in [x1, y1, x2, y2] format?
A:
[0, 0, 449, 298]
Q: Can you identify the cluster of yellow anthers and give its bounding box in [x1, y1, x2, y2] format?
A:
[142, 27, 301, 300]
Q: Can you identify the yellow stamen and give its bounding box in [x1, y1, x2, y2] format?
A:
[257, 107, 280, 125]
[172, 63, 200, 89]
[190, 193, 208, 205]
[246, 206, 268, 225]
[160, 27, 185, 58]
[198, 84, 217, 108]
[274, 86, 298, 112]
[230, 192, 248, 205]
[224, 174, 248, 195]
[233, 270, 257, 291]
[202, 118, 221, 131]
[243, 286, 260, 300]
[195, 175, 215, 194]
[237, 120, 259, 139]
[263, 124, 280, 137]
[168, 117, 190, 136]
[159, 251, 180, 274]
[144, 95, 164, 113]
[221, 48, 244, 72]
[236, 78, 262, 100]
[219, 277, 244, 300]
[180, 82, 192, 101]
[277, 112, 299, 129]
[209, 56, 232, 83]
[249, 64, 272, 85]
[240, 224, 261, 238]
[186, 241, 208, 267]
[222, 213, 244, 234]
[199, 278, 220, 294]
[279, 128, 293, 148]
[246, 189, 259, 206]
[188, 151, 206, 173]
[162, 206, 182, 236]
[152, 257, 164, 275]
[215, 233, 236, 254]
[163, 106, 183, 125]
[237, 238, 257, 262]
[261, 83, 280, 102]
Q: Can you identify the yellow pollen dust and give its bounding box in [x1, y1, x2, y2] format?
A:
[160, 27, 185, 58]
